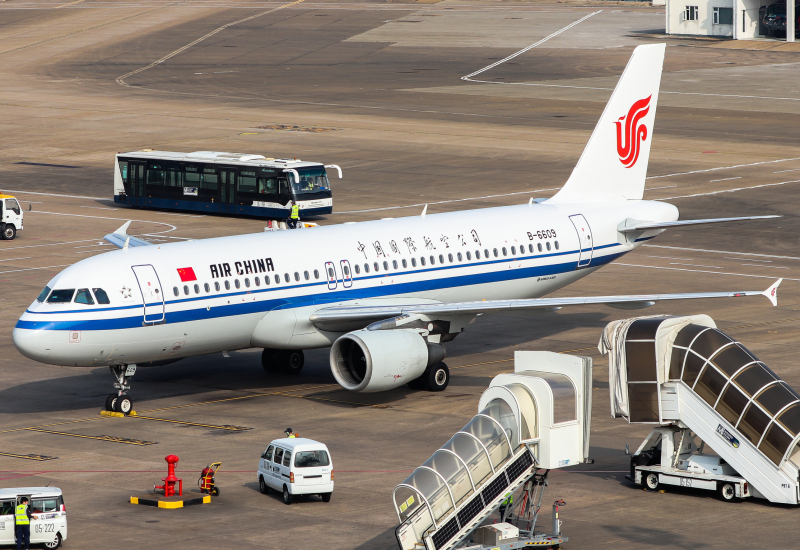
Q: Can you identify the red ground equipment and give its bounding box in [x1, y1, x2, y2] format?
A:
[154, 454, 183, 497]
[199, 462, 221, 496]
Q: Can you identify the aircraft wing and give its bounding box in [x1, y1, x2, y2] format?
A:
[309, 279, 782, 332]
[103, 221, 152, 249]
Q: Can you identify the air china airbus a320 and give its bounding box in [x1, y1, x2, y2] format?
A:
[13, 44, 782, 414]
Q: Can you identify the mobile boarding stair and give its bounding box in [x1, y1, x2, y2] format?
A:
[393, 351, 593, 550]
[600, 315, 800, 504]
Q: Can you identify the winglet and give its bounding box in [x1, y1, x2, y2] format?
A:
[421, 204, 427, 219]
[114, 221, 132, 235]
[763, 279, 782, 307]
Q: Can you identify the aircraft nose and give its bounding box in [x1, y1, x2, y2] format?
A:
[13, 327, 54, 362]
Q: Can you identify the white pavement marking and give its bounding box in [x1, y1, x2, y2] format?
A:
[662, 179, 800, 200]
[611, 262, 800, 283]
[27, 211, 177, 234]
[0, 257, 32, 262]
[645, 244, 800, 262]
[645, 185, 676, 190]
[726, 257, 771, 262]
[670, 262, 721, 269]
[647, 157, 800, 179]
[774, 168, 800, 173]
[462, 11, 601, 82]
[0, 265, 72, 275]
[2, 189, 110, 200]
[117, 0, 307, 87]
[741, 264, 789, 269]
[0, 238, 117, 251]
[332, 188, 559, 214]
[709, 176, 742, 183]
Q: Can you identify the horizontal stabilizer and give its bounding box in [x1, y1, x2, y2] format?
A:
[619, 215, 780, 233]
[310, 280, 781, 332]
[103, 221, 152, 249]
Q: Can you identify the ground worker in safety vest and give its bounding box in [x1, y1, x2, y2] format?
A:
[286, 201, 300, 229]
[285, 428, 297, 438]
[498, 492, 513, 520]
[15, 497, 31, 550]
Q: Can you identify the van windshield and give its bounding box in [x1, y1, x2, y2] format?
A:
[294, 450, 330, 468]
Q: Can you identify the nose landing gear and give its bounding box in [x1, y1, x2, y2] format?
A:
[105, 364, 136, 415]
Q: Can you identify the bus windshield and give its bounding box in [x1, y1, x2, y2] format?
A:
[291, 167, 330, 195]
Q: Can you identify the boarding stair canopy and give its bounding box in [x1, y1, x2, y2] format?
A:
[393, 352, 592, 550]
[599, 315, 800, 504]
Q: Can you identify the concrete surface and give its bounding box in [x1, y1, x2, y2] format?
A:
[0, 1, 798, 549]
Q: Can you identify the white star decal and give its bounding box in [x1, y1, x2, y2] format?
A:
[120, 285, 132, 299]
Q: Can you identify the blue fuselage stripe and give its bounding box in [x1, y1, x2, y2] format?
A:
[17, 246, 625, 331]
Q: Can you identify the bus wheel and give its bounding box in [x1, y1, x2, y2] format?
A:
[278, 350, 304, 375]
[2, 225, 15, 240]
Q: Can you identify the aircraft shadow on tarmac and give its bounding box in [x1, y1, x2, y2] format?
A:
[0, 311, 611, 415]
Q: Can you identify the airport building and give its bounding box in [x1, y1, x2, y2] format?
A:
[665, 0, 796, 40]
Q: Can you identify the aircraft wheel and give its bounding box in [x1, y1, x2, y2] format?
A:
[105, 394, 117, 411]
[277, 350, 304, 375]
[115, 395, 133, 415]
[424, 362, 449, 392]
[261, 349, 279, 372]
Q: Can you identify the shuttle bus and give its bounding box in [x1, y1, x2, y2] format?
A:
[114, 150, 338, 218]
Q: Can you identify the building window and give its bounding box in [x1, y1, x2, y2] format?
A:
[713, 6, 732, 24]
[684, 5, 698, 21]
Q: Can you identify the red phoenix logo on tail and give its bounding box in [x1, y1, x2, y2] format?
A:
[614, 95, 651, 168]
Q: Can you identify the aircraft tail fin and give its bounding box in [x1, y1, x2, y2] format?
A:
[549, 43, 666, 203]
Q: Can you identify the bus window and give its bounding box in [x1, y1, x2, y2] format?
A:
[260, 177, 278, 194]
[148, 163, 180, 187]
[119, 161, 128, 185]
[203, 168, 218, 189]
[185, 165, 201, 187]
[239, 171, 258, 193]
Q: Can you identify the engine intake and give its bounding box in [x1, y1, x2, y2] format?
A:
[330, 329, 445, 392]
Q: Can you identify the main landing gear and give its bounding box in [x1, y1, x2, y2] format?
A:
[105, 364, 136, 415]
[261, 349, 305, 375]
[407, 362, 450, 392]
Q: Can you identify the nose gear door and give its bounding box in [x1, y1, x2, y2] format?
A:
[569, 214, 594, 268]
[132, 264, 165, 324]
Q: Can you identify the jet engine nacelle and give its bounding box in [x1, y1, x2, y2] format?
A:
[330, 329, 445, 392]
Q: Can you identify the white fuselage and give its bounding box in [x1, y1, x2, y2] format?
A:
[12, 199, 677, 367]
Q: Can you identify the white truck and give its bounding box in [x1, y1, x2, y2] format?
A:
[0, 487, 66, 549]
[1, 195, 23, 240]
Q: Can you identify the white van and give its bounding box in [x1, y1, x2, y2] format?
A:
[0, 487, 66, 549]
[257, 438, 334, 505]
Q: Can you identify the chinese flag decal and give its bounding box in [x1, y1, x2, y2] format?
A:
[177, 267, 197, 282]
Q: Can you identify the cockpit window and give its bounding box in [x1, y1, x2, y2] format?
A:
[36, 286, 52, 302]
[93, 288, 110, 304]
[74, 289, 95, 305]
[47, 289, 75, 303]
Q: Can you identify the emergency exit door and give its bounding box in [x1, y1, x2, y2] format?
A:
[325, 262, 337, 290]
[132, 264, 165, 324]
[569, 214, 594, 268]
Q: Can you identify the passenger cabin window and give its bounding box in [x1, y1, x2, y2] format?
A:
[282, 451, 292, 467]
[225, 281, 231, 290]
[93, 288, 110, 304]
[235, 279, 241, 289]
[30, 498, 58, 514]
[173, 287, 179, 297]
[402, 259, 407, 268]
[194, 284, 200, 294]
[74, 288, 94, 305]
[284, 273, 290, 283]
[274, 448, 284, 464]
[411, 258, 417, 267]
[314, 269, 320, 279]
[183, 285, 189, 295]
[0, 500, 14, 516]
[47, 289, 75, 303]
[537, 243, 543, 252]
[215, 282, 221, 291]
[355, 265, 360, 274]
[204, 283, 210, 292]
[36, 286, 52, 302]
[254, 277, 260, 287]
